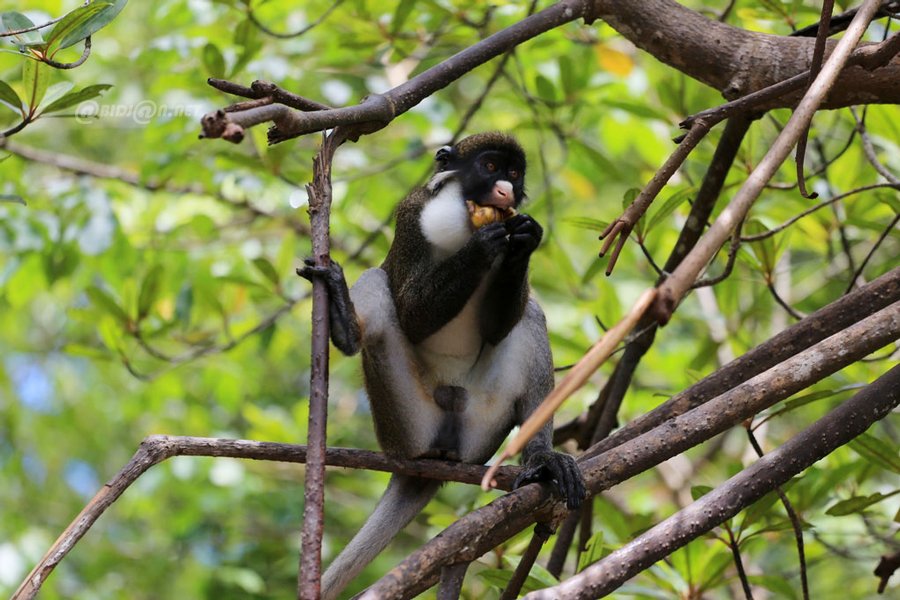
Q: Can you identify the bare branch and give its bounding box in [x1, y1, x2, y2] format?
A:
[585, 266, 900, 461]
[654, 0, 884, 324]
[11, 435, 518, 600]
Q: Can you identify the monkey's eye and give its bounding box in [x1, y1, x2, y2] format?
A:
[484, 161, 497, 173]
[508, 169, 519, 180]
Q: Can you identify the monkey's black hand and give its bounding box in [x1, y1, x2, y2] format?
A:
[514, 450, 586, 510]
[296, 258, 361, 356]
[504, 214, 543, 264]
[469, 221, 509, 263]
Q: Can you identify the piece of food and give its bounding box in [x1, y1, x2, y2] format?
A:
[466, 200, 517, 228]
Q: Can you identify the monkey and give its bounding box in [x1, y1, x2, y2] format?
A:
[299, 132, 585, 599]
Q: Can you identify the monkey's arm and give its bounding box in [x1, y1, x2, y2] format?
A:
[480, 214, 542, 345]
[387, 209, 510, 344]
[297, 259, 362, 356]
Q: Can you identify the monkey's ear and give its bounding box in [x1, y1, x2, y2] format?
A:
[435, 145, 454, 171]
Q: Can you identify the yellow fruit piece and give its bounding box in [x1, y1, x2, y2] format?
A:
[466, 201, 517, 228]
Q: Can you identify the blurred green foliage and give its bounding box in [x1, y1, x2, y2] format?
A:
[1, 1, 897, 598]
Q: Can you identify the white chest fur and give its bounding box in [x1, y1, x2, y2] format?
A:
[419, 181, 472, 260]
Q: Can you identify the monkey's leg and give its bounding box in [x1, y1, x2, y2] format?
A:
[475, 299, 586, 509]
[351, 268, 445, 459]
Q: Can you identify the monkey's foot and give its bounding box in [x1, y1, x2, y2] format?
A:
[514, 450, 586, 510]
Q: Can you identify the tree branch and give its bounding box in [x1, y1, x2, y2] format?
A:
[653, 0, 884, 324]
[526, 364, 900, 599]
[10, 435, 518, 600]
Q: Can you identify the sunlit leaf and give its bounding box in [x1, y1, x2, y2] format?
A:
[202, 42, 226, 79]
[848, 433, 900, 474]
[45, 2, 111, 55]
[23, 58, 50, 110]
[826, 490, 900, 516]
[577, 531, 605, 572]
[0, 79, 22, 113]
[595, 43, 633, 76]
[56, 0, 128, 50]
[39, 83, 112, 114]
[0, 11, 43, 47]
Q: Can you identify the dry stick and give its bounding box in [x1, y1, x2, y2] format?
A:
[525, 364, 900, 600]
[299, 131, 343, 599]
[598, 120, 713, 275]
[480, 288, 658, 491]
[655, 0, 884, 323]
[583, 265, 900, 461]
[364, 301, 900, 599]
[9, 436, 518, 600]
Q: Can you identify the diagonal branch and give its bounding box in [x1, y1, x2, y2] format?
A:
[653, 0, 885, 324]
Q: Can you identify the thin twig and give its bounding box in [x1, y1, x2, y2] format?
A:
[741, 183, 899, 242]
[599, 120, 713, 275]
[845, 213, 900, 294]
[725, 525, 754, 600]
[795, 0, 833, 199]
[247, 0, 345, 39]
[9, 435, 519, 600]
[41, 36, 92, 69]
[746, 426, 810, 600]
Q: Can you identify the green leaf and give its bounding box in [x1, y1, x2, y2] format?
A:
[826, 490, 900, 516]
[56, 0, 128, 50]
[603, 98, 667, 120]
[22, 59, 50, 110]
[202, 42, 226, 79]
[0, 79, 22, 113]
[690, 485, 714, 501]
[645, 186, 695, 233]
[739, 488, 783, 532]
[252, 257, 280, 287]
[35, 81, 73, 115]
[848, 433, 900, 474]
[577, 531, 605, 572]
[747, 575, 799, 600]
[390, 0, 416, 36]
[559, 55, 576, 99]
[86, 285, 130, 325]
[5, 255, 47, 308]
[744, 219, 778, 274]
[39, 83, 112, 114]
[137, 265, 164, 320]
[534, 74, 557, 103]
[175, 284, 193, 330]
[45, 2, 112, 55]
[0, 12, 43, 47]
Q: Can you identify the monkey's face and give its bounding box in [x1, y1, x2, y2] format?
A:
[456, 148, 525, 211]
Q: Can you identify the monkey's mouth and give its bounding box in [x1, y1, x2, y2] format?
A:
[466, 200, 518, 228]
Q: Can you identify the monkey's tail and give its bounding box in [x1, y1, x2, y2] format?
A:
[321, 473, 441, 600]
